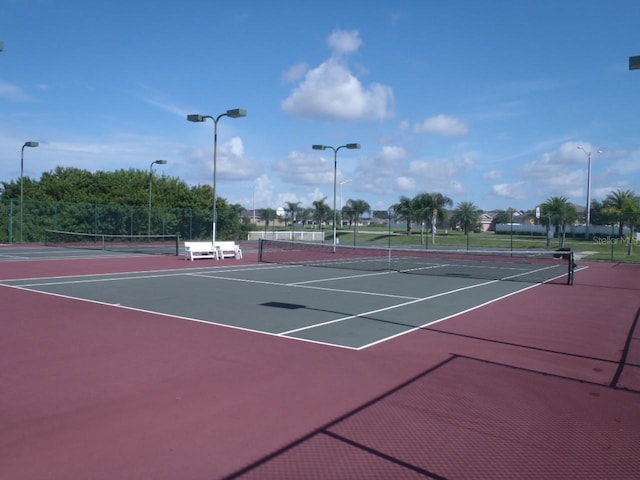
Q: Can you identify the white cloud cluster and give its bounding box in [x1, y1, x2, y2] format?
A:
[281, 30, 394, 121]
[414, 114, 468, 136]
[274, 150, 334, 186]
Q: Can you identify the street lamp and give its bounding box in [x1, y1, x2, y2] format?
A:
[339, 178, 352, 211]
[312, 143, 360, 253]
[577, 146, 602, 239]
[148, 160, 168, 236]
[187, 108, 247, 244]
[20, 141, 39, 243]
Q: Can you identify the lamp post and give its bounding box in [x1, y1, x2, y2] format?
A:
[312, 143, 360, 253]
[187, 109, 247, 244]
[148, 160, 168, 236]
[20, 141, 39, 243]
[339, 178, 352, 211]
[577, 146, 602, 239]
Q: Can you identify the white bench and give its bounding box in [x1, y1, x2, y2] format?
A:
[184, 241, 218, 261]
[215, 241, 243, 259]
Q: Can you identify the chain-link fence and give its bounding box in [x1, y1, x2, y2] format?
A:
[0, 199, 238, 244]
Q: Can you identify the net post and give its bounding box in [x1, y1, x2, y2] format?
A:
[569, 251, 575, 286]
[174, 233, 179, 256]
[258, 238, 264, 262]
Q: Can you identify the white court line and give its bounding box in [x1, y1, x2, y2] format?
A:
[4, 261, 570, 350]
[279, 279, 500, 336]
[188, 271, 420, 300]
[0, 263, 290, 286]
[356, 282, 541, 350]
[1, 282, 361, 351]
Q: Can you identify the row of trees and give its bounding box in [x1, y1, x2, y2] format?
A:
[258, 198, 373, 234]
[2, 166, 638, 247]
[270, 189, 639, 250]
[0, 166, 251, 241]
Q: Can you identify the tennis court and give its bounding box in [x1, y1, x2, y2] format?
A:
[1, 244, 639, 479]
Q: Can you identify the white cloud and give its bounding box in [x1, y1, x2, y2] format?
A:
[282, 58, 394, 121]
[282, 30, 394, 121]
[186, 137, 259, 183]
[274, 150, 334, 185]
[483, 170, 502, 180]
[409, 156, 475, 178]
[327, 29, 362, 56]
[396, 176, 416, 191]
[283, 63, 309, 83]
[0, 82, 35, 102]
[492, 182, 527, 199]
[414, 114, 468, 136]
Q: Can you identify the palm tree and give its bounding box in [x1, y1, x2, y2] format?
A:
[449, 201, 482, 235]
[260, 208, 278, 232]
[411, 193, 432, 244]
[619, 195, 640, 255]
[341, 204, 356, 229]
[312, 197, 331, 231]
[284, 201, 300, 227]
[428, 192, 453, 244]
[540, 196, 578, 248]
[298, 207, 313, 229]
[345, 199, 370, 234]
[604, 189, 638, 238]
[391, 195, 415, 235]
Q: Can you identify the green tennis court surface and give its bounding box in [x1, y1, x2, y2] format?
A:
[3, 262, 550, 349]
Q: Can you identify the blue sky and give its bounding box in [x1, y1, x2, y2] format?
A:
[1, 0, 639, 215]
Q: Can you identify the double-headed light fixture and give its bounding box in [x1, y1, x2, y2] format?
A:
[312, 143, 360, 253]
[187, 109, 247, 244]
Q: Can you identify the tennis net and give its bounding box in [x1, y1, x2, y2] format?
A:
[44, 229, 179, 256]
[258, 239, 575, 285]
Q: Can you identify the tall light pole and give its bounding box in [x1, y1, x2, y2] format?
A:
[187, 108, 247, 243]
[577, 146, 602, 239]
[148, 160, 168, 236]
[312, 143, 360, 253]
[339, 178, 352, 211]
[20, 141, 39, 243]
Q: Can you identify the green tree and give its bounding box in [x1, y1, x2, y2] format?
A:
[449, 201, 482, 234]
[341, 204, 355, 229]
[312, 197, 331, 231]
[345, 199, 370, 234]
[618, 196, 640, 255]
[260, 208, 278, 231]
[603, 189, 638, 238]
[285, 201, 301, 227]
[540, 196, 578, 248]
[489, 210, 511, 231]
[391, 195, 415, 235]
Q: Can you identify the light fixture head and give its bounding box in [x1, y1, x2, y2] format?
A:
[154, 159, 168, 165]
[24, 141, 39, 148]
[226, 108, 247, 118]
[187, 114, 205, 122]
[312, 145, 326, 150]
[346, 143, 361, 150]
